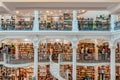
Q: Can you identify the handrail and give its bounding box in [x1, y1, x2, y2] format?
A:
[66, 69, 69, 80]
[58, 54, 61, 64]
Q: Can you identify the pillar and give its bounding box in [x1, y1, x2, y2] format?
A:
[110, 41, 115, 80]
[3, 53, 6, 63]
[33, 36, 39, 80]
[72, 10, 79, 31]
[33, 10, 39, 31]
[94, 40, 98, 60]
[0, 15, 1, 29]
[110, 15, 116, 31]
[15, 44, 19, 59]
[94, 66, 98, 80]
[72, 38, 78, 80]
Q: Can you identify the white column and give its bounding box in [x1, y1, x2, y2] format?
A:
[33, 10, 39, 31]
[94, 40, 98, 60]
[3, 53, 6, 63]
[110, 42, 115, 80]
[110, 15, 116, 32]
[33, 36, 39, 80]
[72, 39, 77, 80]
[94, 66, 98, 80]
[0, 15, 1, 29]
[15, 44, 19, 59]
[72, 10, 78, 31]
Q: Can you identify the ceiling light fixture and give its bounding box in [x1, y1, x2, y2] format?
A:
[16, 11, 19, 14]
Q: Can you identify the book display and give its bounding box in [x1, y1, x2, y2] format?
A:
[1, 16, 33, 30]
[97, 42, 110, 61]
[115, 16, 120, 30]
[116, 43, 120, 62]
[116, 66, 120, 80]
[62, 42, 72, 62]
[98, 65, 110, 80]
[77, 66, 95, 80]
[38, 40, 72, 62]
[39, 11, 72, 30]
[60, 65, 72, 80]
[0, 65, 33, 80]
[77, 40, 110, 62]
[38, 65, 58, 80]
[17, 43, 34, 60]
[77, 14, 110, 31]
[77, 42, 95, 61]
[38, 43, 50, 62]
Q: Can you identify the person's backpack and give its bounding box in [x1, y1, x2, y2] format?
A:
[8, 47, 11, 53]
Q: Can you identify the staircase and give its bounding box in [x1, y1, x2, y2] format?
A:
[49, 54, 66, 80]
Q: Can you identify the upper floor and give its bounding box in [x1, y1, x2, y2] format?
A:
[0, 1, 119, 34]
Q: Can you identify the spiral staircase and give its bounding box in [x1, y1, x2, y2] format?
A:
[49, 54, 66, 80]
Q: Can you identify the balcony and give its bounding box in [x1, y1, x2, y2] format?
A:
[0, 21, 33, 31]
[39, 21, 72, 31]
[60, 54, 72, 62]
[114, 21, 120, 30]
[77, 53, 110, 63]
[0, 10, 118, 32]
[38, 53, 50, 62]
[5, 54, 34, 64]
[78, 20, 110, 31]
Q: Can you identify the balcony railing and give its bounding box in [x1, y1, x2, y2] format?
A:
[0, 11, 117, 32]
[78, 20, 110, 31]
[60, 54, 72, 62]
[114, 21, 120, 30]
[39, 21, 72, 31]
[50, 53, 110, 63]
[77, 53, 110, 63]
[38, 53, 50, 62]
[5, 54, 34, 64]
[0, 21, 33, 31]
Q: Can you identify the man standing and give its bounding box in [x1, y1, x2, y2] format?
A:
[3, 45, 9, 63]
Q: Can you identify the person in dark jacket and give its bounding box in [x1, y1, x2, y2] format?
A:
[83, 76, 89, 80]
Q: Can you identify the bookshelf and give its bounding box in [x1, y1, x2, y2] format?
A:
[98, 65, 110, 80]
[60, 65, 72, 80]
[77, 66, 95, 80]
[116, 66, 120, 80]
[39, 40, 72, 62]
[17, 43, 34, 60]
[0, 65, 33, 80]
[38, 65, 58, 80]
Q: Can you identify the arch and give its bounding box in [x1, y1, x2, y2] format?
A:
[38, 36, 72, 44]
[78, 36, 110, 43]
[0, 36, 33, 43]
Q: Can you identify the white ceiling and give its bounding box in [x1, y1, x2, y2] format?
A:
[3, 2, 118, 10]
[0, 2, 119, 14]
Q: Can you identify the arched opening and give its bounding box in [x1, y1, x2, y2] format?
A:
[38, 38, 72, 62]
[77, 39, 110, 62]
[0, 38, 34, 64]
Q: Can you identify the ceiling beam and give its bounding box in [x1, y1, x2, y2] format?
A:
[109, 4, 120, 14]
[1, 2, 13, 14]
[1, 0, 120, 2]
